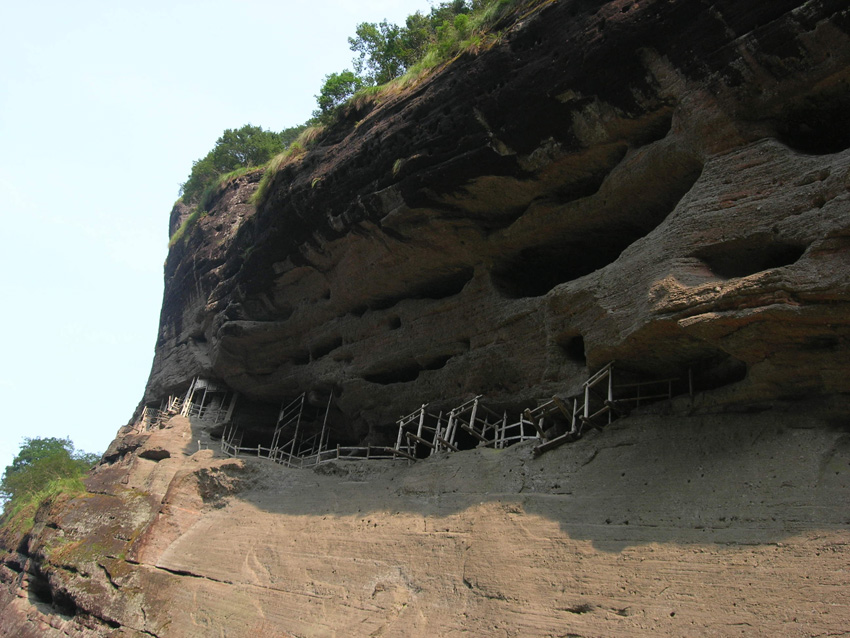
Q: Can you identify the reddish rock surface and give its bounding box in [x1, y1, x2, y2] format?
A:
[3, 0, 850, 635]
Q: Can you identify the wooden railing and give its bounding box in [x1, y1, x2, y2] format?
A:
[214, 362, 686, 466]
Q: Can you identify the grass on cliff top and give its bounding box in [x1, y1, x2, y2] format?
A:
[249, 0, 545, 212]
[168, 166, 266, 248]
[251, 126, 325, 207]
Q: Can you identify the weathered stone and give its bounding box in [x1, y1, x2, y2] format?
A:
[4, 0, 850, 635]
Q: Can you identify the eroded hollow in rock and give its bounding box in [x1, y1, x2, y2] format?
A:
[491, 231, 643, 298]
[217, 399, 281, 448]
[491, 159, 704, 298]
[26, 569, 54, 607]
[688, 353, 748, 392]
[221, 392, 364, 452]
[354, 267, 475, 315]
[363, 354, 455, 385]
[775, 91, 850, 155]
[310, 336, 343, 360]
[695, 236, 806, 279]
[559, 334, 587, 366]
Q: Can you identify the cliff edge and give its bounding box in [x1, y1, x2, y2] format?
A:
[2, 0, 850, 635]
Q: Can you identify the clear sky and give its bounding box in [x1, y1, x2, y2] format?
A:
[0, 0, 433, 472]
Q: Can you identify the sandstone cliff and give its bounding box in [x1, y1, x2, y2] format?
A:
[2, 0, 850, 635]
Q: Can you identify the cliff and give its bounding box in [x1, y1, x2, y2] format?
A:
[2, 0, 850, 635]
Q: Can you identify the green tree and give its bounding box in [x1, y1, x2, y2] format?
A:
[349, 20, 407, 85]
[428, 0, 472, 30]
[1, 437, 99, 506]
[180, 124, 297, 203]
[398, 12, 434, 66]
[314, 70, 366, 121]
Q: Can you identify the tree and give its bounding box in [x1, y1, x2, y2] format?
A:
[348, 20, 407, 85]
[314, 70, 366, 121]
[398, 12, 434, 67]
[180, 124, 295, 203]
[0, 437, 99, 506]
[428, 0, 473, 30]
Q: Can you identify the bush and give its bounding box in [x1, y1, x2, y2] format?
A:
[1, 437, 98, 506]
[1, 437, 99, 533]
[314, 71, 366, 122]
[180, 124, 306, 205]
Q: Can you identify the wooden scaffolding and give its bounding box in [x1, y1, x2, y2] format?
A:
[218, 361, 685, 467]
[180, 377, 238, 424]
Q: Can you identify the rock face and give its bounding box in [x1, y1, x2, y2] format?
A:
[2, 0, 850, 635]
[2, 406, 849, 637]
[149, 0, 850, 449]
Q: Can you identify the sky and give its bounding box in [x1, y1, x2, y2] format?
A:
[0, 0, 434, 474]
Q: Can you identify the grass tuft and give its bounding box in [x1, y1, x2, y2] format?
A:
[1, 477, 87, 537]
[250, 127, 326, 208]
[168, 207, 206, 248]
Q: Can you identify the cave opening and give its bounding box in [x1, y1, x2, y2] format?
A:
[364, 362, 423, 385]
[26, 570, 54, 607]
[695, 236, 806, 279]
[559, 334, 587, 365]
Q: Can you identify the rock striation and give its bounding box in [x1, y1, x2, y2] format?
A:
[2, 0, 850, 635]
[150, 0, 850, 448]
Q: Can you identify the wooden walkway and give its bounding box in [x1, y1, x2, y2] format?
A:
[212, 362, 685, 468]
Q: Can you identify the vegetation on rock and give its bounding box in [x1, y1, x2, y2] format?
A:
[179, 124, 306, 206]
[173, 0, 529, 223]
[0, 437, 99, 534]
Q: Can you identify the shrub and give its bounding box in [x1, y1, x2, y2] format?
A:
[1, 437, 99, 534]
[314, 71, 366, 122]
[180, 124, 306, 205]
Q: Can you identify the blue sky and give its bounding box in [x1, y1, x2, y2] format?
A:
[0, 0, 432, 472]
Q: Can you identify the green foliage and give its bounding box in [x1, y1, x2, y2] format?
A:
[1, 477, 86, 536]
[174, 1, 531, 222]
[180, 124, 306, 205]
[315, 0, 524, 120]
[349, 20, 407, 85]
[314, 70, 366, 122]
[1, 437, 98, 522]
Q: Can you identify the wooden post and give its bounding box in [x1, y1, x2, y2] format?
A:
[319, 393, 332, 455]
[181, 377, 196, 416]
[198, 385, 209, 419]
[434, 412, 443, 451]
[584, 384, 590, 420]
[225, 392, 238, 422]
[416, 405, 426, 440]
[394, 418, 404, 452]
[291, 399, 303, 457]
[496, 410, 508, 449]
